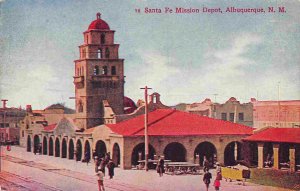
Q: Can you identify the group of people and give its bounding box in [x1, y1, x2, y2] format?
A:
[202, 156, 222, 191]
[95, 152, 116, 191]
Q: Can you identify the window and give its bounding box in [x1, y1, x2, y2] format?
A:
[78, 101, 83, 113]
[22, 130, 24, 137]
[86, 35, 89, 44]
[111, 66, 116, 75]
[229, 113, 234, 122]
[97, 49, 102, 59]
[94, 66, 99, 75]
[221, 113, 227, 121]
[238, 113, 244, 121]
[82, 49, 86, 58]
[101, 33, 105, 44]
[102, 66, 108, 75]
[105, 47, 110, 58]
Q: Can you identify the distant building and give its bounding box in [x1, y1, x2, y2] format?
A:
[186, 98, 213, 117]
[0, 101, 26, 144]
[252, 99, 300, 129]
[213, 97, 253, 127]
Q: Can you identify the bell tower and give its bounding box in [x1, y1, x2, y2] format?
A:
[73, 13, 125, 129]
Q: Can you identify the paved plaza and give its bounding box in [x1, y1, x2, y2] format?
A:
[0, 146, 295, 191]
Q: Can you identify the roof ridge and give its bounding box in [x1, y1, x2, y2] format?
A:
[129, 109, 176, 136]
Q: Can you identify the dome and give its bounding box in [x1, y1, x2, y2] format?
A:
[88, 13, 110, 30]
[124, 96, 137, 114]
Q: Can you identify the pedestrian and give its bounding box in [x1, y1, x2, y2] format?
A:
[95, 157, 101, 173]
[104, 152, 110, 163]
[216, 162, 221, 174]
[203, 156, 210, 172]
[214, 174, 221, 191]
[99, 158, 106, 175]
[93, 150, 97, 161]
[107, 159, 115, 179]
[156, 156, 165, 177]
[203, 168, 212, 191]
[96, 170, 105, 191]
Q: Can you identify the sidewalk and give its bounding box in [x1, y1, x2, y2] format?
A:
[2, 146, 294, 191]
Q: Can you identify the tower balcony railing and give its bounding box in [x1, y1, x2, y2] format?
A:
[73, 76, 84, 84]
[91, 75, 120, 82]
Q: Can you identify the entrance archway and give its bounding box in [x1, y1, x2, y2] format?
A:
[76, 140, 82, 161]
[84, 140, 91, 161]
[131, 143, 156, 166]
[194, 141, 217, 167]
[33, 135, 40, 154]
[69, 139, 74, 159]
[27, 135, 31, 152]
[164, 142, 186, 162]
[55, 138, 60, 157]
[224, 141, 243, 166]
[249, 142, 258, 166]
[95, 140, 107, 159]
[62, 138, 67, 158]
[112, 143, 120, 166]
[49, 137, 54, 156]
[43, 136, 47, 155]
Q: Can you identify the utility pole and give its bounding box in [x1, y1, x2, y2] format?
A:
[277, 82, 280, 128]
[140, 86, 152, 171]
[0, 99, 8, 172]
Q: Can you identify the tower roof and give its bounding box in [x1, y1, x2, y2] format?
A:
[88, 12, 110, 30]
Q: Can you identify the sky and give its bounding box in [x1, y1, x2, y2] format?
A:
[0, 0, 299, 110]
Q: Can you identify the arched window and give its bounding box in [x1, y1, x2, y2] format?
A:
[111, 66, 116, 75]
[78, 101, 83, 113]
[86, 35, 89, 44]
[77, 68, 79, 76]
[97, 49, 102, 59]
[101, 33, 105, 44]
[102, 66, 108, 75]
[94, 66, 99, 75]
[105, 47, 110, 58]
[82, 49, 86, 58]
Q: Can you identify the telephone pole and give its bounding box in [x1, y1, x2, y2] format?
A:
[140, 86, 152, 171]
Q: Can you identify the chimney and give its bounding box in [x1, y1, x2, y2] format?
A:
[1, 99, 8, 109]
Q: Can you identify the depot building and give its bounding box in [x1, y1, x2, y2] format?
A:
[20, 13, 256, 170]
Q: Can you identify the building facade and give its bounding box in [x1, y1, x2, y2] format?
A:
[213, 97, 253, 127]
[252, 99, 300, 129]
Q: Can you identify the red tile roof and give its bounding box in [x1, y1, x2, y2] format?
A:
[107, 109, 254, 137]
[44, 124, 57, 131]
[243, 128, 300, 144]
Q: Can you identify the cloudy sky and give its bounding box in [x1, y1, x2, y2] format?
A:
[0, 0, 299, 109]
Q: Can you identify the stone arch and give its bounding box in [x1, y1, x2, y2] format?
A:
[95, 140, 107, 159]
[68, 139, 75, 159]
[84, 140, 91, 160]
[76, 139, 83, 161]
[55, 137, 60, 157]
[194, 141, 217, 167]
[49, 137, 54, 156]
[62, 138, 67, 158]
[112, 143, 120, 166]
[224, 141, 243, 166]
[33, 135, 40, 154]
[43, 136, 48, 155]
[131, 143, 156, 166]
[263, 142, 273, 167]
[27, 135, 31, 152]
[164, 142, 187, 162]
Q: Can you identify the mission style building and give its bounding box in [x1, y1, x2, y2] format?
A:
[19, 13, 299, 172]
